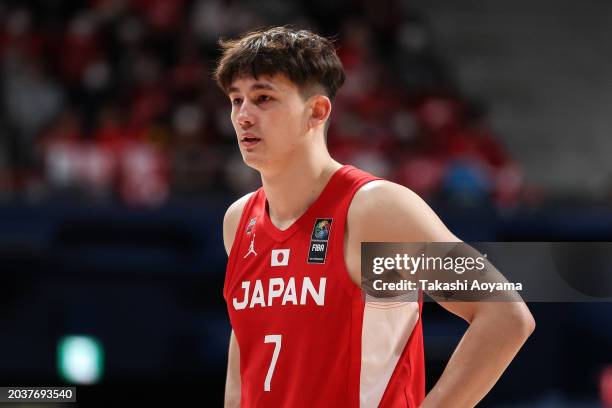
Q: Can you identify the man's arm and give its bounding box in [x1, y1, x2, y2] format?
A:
[347, 180, 535, 408]
[223, 192, 253, 408]
[225, 330, 241, 408]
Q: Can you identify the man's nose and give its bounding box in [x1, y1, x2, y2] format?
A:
[236, 101, 255, 128]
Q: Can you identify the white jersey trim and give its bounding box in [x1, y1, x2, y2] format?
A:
[360, 294, 420, 407]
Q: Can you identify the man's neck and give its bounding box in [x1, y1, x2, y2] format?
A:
[261, 154, 342, 231]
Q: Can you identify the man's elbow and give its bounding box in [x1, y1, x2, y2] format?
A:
[479, 301, 535, 341]
[508, 303, 536, 340]
[523, 309, 536, 338]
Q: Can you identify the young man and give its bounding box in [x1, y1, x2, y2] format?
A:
[216, 27, 534, 407]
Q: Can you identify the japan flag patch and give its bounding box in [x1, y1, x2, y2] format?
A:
[271, 249, 290, 266]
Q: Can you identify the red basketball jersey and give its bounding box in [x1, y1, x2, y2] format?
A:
[224, 165, 425, 407]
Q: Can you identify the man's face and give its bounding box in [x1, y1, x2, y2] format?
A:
[228, 74, 311, 171]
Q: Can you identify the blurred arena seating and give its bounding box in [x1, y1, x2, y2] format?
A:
[1, 1, 611, 407]
[0, 0, 525, 209]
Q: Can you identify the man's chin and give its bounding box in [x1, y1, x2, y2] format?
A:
[241, 153, 265, 172]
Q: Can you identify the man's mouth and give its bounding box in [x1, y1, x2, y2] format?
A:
[241, 135, 261, 147]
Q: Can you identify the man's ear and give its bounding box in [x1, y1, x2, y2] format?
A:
[308, 95, 332, 130]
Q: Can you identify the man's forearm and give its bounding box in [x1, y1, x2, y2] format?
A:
[421, 302, 535, 408]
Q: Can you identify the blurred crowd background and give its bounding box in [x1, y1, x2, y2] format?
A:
[1, 0, 612, 407]
[0, 0, 528, 208]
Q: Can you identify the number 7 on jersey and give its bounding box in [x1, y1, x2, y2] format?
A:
[264, 334, 282, 391]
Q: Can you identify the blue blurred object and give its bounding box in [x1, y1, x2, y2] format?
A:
[441, 160, 492, 206]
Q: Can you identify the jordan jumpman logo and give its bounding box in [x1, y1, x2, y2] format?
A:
[244, 233, 258, 258]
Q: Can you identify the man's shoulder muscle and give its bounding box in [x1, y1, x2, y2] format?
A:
[223, 192, 256, 255]
[344, 179, 457, 284]
[348, 180, 455, 242]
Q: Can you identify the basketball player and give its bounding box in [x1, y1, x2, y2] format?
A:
[216, 27, 534, 407]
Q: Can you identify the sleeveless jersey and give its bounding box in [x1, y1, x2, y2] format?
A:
[224, 165, 425, 407]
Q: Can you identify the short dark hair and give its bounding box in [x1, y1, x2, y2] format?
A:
[214, 26, 346, 100]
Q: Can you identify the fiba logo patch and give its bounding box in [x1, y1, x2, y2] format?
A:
[271, 249, 290, 266]
[313, 220, 331, 240]
[308, 218, 333, 264]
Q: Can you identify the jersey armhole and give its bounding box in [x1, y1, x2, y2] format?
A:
[334, 177, 383, 298]
[223, 191, 258, 301]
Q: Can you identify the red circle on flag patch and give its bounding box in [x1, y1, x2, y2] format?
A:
[277, 252, 284, 263]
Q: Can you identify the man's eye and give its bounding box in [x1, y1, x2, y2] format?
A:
[257, 95, 271, 103]
[231, 98, 243, 106]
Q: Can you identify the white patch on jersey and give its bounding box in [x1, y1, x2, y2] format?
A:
[271, 249, 290, 266]
[360, 297, 420, 407]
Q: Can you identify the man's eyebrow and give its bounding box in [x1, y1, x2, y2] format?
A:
[228, 82, 278, 94]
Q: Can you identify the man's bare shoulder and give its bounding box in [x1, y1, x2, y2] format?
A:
[348, 180, 457, 242]
[350, 179, 419, 214]
[223, 192, 256, 255]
